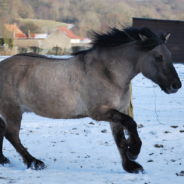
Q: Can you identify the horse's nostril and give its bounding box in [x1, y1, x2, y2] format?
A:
[170, 83, 178, 91]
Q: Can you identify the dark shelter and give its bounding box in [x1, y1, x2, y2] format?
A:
[133, 18, 184, 63]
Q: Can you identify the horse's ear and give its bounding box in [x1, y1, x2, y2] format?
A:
[139, 34, 148, 42]
[164, 32, 170, 43]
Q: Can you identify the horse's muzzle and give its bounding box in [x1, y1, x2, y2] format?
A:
[168, 80, 182, 93]
[170, 81, 181, 92]
[164, 79, 182, 94]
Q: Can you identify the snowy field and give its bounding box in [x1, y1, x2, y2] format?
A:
[0, 56, 184, 184]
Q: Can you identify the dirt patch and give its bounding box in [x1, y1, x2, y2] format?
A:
[154, 144, 164, 148]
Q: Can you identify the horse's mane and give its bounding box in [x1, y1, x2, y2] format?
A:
[73, 26, 166, 55]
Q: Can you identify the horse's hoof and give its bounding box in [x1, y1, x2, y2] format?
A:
[132, 166, 145, 174]
[123, 160, 144, 174]
[126, 149, 138, 161]
[28, 159, 46, 170]
[0, 154, 10, 165]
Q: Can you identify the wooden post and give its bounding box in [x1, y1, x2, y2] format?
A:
[12, 30, 15, 39]
[126, 82, 134, 118]
[28, 30, 30, 38]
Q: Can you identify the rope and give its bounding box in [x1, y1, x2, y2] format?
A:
[153, 85, 161, 124]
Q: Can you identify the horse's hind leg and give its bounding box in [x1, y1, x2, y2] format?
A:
[110, 122, 144, 173]
[2, 105, 45, 170]
[0, 117, 10, 165]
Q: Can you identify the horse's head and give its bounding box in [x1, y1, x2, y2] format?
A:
[138, 33, 181, 94]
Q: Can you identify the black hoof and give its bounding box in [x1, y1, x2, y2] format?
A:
[0, 154, 10, 165]
[27, 159, 46, 170]
[126, 149, 138, 161]
[123, 160, 144, 174]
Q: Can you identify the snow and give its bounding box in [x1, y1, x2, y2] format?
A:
[0, 56, 184, 184]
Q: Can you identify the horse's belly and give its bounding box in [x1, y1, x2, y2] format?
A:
[21, 95, 88, 119]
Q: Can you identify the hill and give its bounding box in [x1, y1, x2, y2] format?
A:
[0, 0, 184, 37]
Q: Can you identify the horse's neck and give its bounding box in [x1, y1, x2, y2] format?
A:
[102, 49, 140, 88]
[87, 47, 140, 88]
[110, 58, 138, 87]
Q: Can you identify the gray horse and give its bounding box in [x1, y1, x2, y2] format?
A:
[0, 27, 181, 173]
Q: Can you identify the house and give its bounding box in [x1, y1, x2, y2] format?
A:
[12, 26, 90, 54]
[2, 23, 90, 54]
[133, 18, 184, 62]
[57, 27, 81, 43]
[0, 23, 26, 51]
[5, 24, 27, 39]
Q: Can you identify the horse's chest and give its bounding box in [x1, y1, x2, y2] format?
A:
[116, 88, 130, 112]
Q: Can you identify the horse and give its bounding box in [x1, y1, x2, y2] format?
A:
[0, 26, 181, 173]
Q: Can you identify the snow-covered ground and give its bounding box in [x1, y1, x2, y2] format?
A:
[0, 56, 184, 184]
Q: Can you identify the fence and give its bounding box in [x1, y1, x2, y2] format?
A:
[17, 47, 72, 56]
[16, 46, 88, 56]
[132, 64, 184, 126]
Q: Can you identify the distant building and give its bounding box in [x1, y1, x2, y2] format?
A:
[81, 38, 92, 43]
[3, 23, 91, 54]
[5, 24, 27, 39]
[57, 27, 81, 44]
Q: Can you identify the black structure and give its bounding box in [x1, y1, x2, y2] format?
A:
[133, 18, 184, 63]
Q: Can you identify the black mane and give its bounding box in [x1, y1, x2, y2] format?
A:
[73, 26, 166, 55]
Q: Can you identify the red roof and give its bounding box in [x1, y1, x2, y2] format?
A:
[5, 24, 27, 38]
[14, 33, 27, 38]
[57, 27, 81, 39]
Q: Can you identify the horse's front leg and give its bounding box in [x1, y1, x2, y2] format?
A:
[106, 109, 142, 160]
[91, 108, 143, 173]
[110, 122, 144, 173]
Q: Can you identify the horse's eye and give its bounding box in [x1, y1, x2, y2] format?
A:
[155, 55, 163, 62]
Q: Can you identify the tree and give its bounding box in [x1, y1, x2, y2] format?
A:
[19, 22, 40, 34]
[0, 0, 184, 37]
